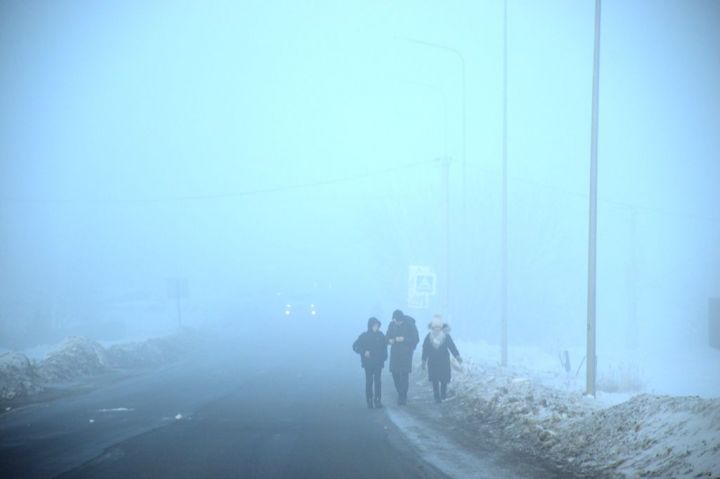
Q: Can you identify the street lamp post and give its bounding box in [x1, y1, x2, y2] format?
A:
[443, 156, 451, 312]
[400, 36, 466, 322]
[400, 37, 466, 213]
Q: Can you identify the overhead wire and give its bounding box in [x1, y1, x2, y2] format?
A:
[0, 158, 440, 206]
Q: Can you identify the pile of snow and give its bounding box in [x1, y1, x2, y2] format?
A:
[37, 337, 110, 383]
[107, 334, 196, 368]
[0, 352, 43, 400]
[445, 359, 720, 478]
[0, 332, 199, 403]
[555, 394, 720, 478]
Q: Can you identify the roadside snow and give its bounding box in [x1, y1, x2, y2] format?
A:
[444, 357, 720, 478]
[387, 406, 510, 479]
[555, 394, 720, 478]
[0, 352, 43, 400]
[107, 334, 196, 368]
[0, 332, 200, 403]
[37, 337, 111, 383]
[454, 339, 720, 399]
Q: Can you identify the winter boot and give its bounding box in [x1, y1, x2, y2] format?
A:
[374, 397, 383, 409]
[367, 396, 374, 409]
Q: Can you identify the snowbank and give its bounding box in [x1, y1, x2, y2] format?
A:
[446, 359, 720, 478]
[107, 334, 197, 368]
[37, 337, 110, 383]
[0, 352, 43, 400]
[0, 332, 199, 403]
[556, 394, 720, 478]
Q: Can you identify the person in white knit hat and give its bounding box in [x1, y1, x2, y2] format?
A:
[421, 313, 462, 403]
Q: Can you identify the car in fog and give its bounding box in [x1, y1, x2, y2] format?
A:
[283, 302, 318, 318]
[273, 283, 344, 320]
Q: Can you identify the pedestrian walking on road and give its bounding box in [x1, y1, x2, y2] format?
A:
[421, 314, 462, 403]
[352, 317, 388, 409]
[386, 309, 419, 405]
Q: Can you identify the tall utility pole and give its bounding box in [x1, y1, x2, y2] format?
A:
[586, 0, 602, 397]
[501, 0, 509, 367]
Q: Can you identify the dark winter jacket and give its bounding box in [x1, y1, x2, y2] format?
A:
[421, 324, 460, 383]
[352, 318, 388, 370]
[386, 315, 419, 374]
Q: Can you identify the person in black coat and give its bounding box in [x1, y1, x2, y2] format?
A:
[352, 317, 388, 409]
[421, 314, 462, 403]
[386, 309, 419, 405]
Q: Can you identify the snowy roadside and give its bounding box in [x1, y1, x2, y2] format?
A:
[386, 404, 527, 479]
[398, 343, 720, 479]
[0, 331, 202, 405]
[385, 392, 573, 479]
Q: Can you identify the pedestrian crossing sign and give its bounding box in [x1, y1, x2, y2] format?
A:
[415, 275, 435, 294]
[408, 265, 436, 309]
[408, 265, 437, 302]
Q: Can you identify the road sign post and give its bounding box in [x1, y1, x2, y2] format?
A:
[408, 265, 437, 310]
[167, 277, 189, 330]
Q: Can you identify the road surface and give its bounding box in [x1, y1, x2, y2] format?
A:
[0, 325, 574, 478]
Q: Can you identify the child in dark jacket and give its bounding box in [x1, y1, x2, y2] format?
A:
[352, 317, 388, 409]
[422, 314, 462, 403]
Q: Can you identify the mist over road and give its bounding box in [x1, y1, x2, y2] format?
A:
[1, 322, 579, 479]
[1, 324, 446, 479]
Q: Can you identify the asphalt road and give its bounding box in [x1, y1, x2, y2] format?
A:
[0, 326, 449, 479]
[0, 323, 574, 479]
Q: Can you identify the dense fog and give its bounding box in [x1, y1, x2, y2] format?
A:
[1, 1, 719, 395]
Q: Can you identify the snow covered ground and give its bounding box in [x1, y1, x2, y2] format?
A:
[387, 405, 538, 479]
[454, 339, 720, 400]
[399, 340, 720, 478]
[0, 352, 43, 401]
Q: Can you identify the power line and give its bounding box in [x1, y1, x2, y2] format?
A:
[0, 159, 438, 206]
[473, 165, 720, 225]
